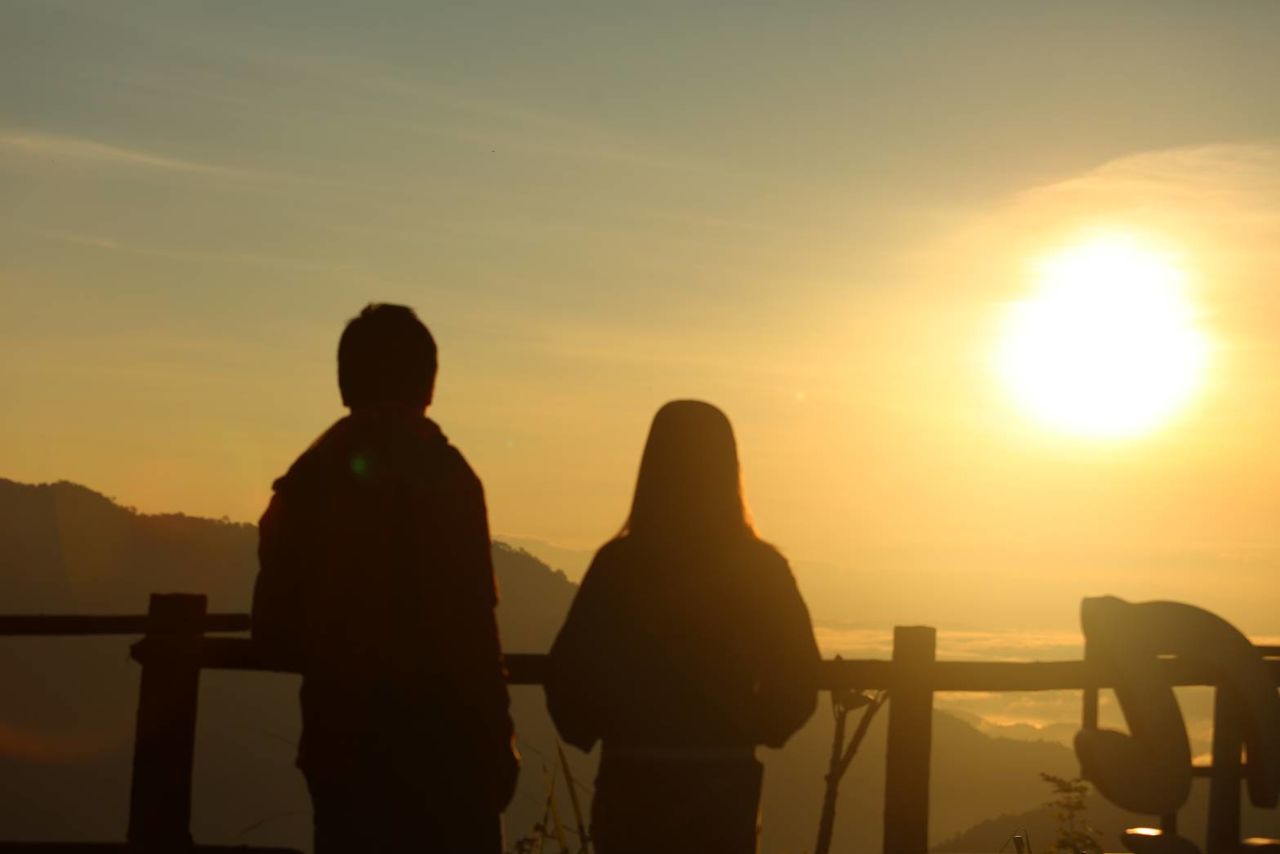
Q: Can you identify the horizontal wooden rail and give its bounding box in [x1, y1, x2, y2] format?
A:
[928, 658, 1280, 691]
[7, 612, 1276, 685]
[120, 636, 1280, 692]
[164, 639, 558, 683]
[0, 614, 251, 636]
[0, 845, 299, 853]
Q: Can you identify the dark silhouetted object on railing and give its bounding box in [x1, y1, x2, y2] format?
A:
[545, 400, 821, 854]
[1077, 597, 1280, 854]
[252, 304, 518, 853]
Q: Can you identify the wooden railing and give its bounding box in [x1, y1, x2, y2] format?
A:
[3, 596, 1278, 853]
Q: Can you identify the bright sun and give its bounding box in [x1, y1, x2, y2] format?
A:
[997, 236, 1209, 439]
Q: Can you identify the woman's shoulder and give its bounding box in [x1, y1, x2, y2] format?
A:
[588, 535, 641, 568]
[733, 538, 802, 594]
[578, 536, 637, 583]
[741, 536, 790, 569]
[596, 533, 790, 564]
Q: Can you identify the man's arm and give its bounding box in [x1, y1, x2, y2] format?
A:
[448, 453, 519, 810]
[252, 490, 306, 667]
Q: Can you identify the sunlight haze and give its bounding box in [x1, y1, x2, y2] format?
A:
[996, 234, 1209, 439]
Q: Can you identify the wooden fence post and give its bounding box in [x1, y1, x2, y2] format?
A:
[1205, 685, 1243, 854]
[1081, 636, 1099, 732]
[127, 593, 206, 848]
[883, 626, 936, 854]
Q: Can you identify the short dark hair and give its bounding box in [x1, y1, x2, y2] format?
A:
[337, 304, 438, 409]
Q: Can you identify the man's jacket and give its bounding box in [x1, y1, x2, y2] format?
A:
[252, 412, 515, 804]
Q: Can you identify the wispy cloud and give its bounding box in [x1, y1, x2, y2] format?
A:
[0, 130, 250, 177]
[16, 225, 334, 275]
[26, 229, 121, 251]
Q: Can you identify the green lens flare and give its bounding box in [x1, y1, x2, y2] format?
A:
[350, 454, 370, 477]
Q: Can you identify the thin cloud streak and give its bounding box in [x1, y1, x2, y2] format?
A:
[0, 130, 250, 177]
[0, 129, 413, 200]
[14, 225, 337, 275]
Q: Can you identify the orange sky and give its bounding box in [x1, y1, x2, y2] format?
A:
[5, 3, 1280, 633]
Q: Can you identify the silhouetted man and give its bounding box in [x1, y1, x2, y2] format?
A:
[252, 304, 518, 853]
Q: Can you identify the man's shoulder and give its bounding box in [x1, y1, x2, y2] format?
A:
[272, 415, 477, 494]
[271, 417, 355, 494]
[426, 421, 481, 492]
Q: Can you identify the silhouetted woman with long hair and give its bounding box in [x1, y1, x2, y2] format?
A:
[546, 400, 820, 854]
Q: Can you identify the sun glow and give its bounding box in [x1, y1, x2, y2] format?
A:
[997, 236, 1209, 439]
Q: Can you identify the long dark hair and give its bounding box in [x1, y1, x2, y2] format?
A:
[620, 400, 756, 545]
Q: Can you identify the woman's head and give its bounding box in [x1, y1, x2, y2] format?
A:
[622, 400, 756, 544]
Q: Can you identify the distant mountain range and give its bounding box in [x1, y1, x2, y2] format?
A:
[4, 477, 1263, 852]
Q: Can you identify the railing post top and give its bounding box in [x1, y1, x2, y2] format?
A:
[145, 594, 207, 634]
[892, 626, 937, 656]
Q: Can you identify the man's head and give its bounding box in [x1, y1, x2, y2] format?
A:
[338, 304, 438, 411]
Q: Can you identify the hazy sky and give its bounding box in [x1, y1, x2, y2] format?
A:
[5, 2, 1280, 631]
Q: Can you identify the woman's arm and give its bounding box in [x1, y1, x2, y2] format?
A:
[545, 546, 618, 752]
[753, 552, 821, 748]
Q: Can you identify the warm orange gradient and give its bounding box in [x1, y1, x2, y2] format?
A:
[5, 6, 1280, 640]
